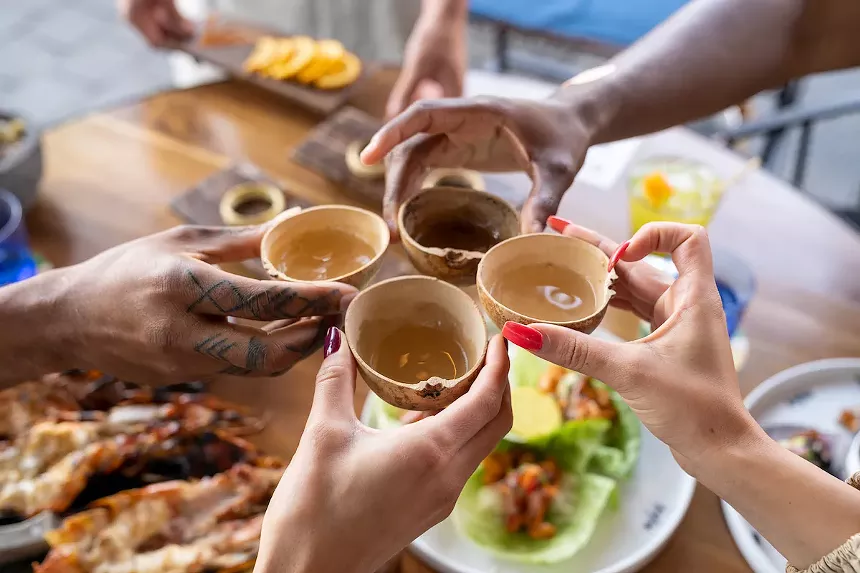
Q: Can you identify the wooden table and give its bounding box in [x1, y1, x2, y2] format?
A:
[26, 69, 860, 573]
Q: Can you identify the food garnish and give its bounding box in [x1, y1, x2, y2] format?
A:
[243, 35, 362, 89]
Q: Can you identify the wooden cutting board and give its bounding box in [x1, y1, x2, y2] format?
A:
[179, 18, 372, 116]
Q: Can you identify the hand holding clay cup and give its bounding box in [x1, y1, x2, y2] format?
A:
[256, 330, 511, 573]
[398, 185, 518, 285]
[360, 96, 592, 236]
[344, 276, 489, 411]
[261, 205, 390, 290]
[477, 232, 617, 334]
[500, 221, 751, 470]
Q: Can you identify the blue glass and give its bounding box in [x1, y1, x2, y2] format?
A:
[0, 189, 37, 287]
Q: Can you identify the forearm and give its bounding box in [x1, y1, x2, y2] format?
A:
[689, 426, 860, 569]
[556, 0, 860, 144]
[0, 269, 74, 387]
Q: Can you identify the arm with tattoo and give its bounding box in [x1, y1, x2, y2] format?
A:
[0, 223, 356, 388]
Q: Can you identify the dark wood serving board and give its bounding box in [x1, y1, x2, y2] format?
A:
[179, 19, 372, 116]
[291, 106, 385, 205]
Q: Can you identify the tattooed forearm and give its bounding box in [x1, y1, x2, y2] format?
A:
[185, 270, 342, 321]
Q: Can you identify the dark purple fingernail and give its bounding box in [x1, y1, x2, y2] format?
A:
[324, 327, 341, 358]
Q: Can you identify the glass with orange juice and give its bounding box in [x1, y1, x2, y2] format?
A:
[627, 156, 725, 234]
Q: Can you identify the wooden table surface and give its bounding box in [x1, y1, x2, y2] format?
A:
[26, 68, 860, 573]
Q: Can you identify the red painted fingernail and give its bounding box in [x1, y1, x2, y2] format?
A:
[502, 322, 543, 351]
[547, 216, 571, 234]
[324, 327, 341, 358]
[608, 241, 630, 272]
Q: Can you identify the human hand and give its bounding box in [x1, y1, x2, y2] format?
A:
[385, 10, 467, 120]
[500, 221, 755, 471]
[255, 331, 512, 573]
[119, 0, 194, 48]
[50, 223, 356, 383]
[361, 96, 592, 237]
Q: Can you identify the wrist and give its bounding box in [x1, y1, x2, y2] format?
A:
[0, 268, 78, 384]
[679, 411, 772, 485]
[550, 65, 623, 146]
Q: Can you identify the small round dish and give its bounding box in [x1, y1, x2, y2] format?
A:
[345, 140, 385, 179]
[261, 205, 389, 289]
[721, 358, 860, 573]
[422, 168, 485, 191]
[477, 233, 616, 333]
[360, 328, 696, 573]
[219, 181, 286, 226]
[399, 186, 519, 285]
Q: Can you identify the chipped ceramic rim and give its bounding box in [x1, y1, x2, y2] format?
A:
[397, 186, 519, 260]
[261, 204, 390, 284]
[476, 233, 617, 327]
[344, 275, 489, 390]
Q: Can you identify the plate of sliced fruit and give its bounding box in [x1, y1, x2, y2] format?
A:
[361, 331, 695, 573]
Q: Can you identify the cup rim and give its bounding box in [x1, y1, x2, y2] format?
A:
[476, 233, 617, 326]
[344, 275, 489, 389]
[0, 189, 23, 245]
[261, 204, 390, 284]
[397, 186, 519, 257]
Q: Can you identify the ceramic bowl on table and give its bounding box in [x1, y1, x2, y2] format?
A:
[722, 358, 860, 573]
[360, 329, 695, 573]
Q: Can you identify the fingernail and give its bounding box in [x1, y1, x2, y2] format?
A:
[502, 322, 543, 351]
[324, 327, 341, 358]
[339, 290, 358, 312]
[547, 216, 571, 234]
[608, 240, 630, 272]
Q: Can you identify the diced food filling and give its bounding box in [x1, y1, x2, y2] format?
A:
[481, 449, 561, 540]
[839, 408, 860, 432]
[778, 429, 832, 472]
[538, 365, 617, 422]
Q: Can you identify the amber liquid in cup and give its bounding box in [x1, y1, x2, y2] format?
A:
[491, 263, 596, 322]
[370, 323, 468, 383]
[278, 229, 374, 281]
[414, 219, 499, 253]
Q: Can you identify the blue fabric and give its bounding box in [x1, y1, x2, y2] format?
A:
[470, 0, 689, 47]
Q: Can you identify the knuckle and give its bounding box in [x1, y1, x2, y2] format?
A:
[315, 362, 352, 388]
[543, 156, 577, 182]
[473, 95, 505, 113]
[305, 421, 351, 452]
[557, 335, 589, 371]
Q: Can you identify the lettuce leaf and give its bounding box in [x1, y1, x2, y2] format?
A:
[587, 380, 641, 479]
[453, 470, 617, 564]
[367, 395, 406, 430]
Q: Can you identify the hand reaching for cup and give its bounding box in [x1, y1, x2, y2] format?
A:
[255, 331, 512, 573]
[360, 97, 592, 237]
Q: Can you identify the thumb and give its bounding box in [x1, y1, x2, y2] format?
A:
[184, 207, 302, 264]
[502, 322, 635, 392]
[519, 154, 580, 234]
[309, 327, 358, 424]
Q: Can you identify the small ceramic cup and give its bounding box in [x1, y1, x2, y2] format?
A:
[477, 233, 616, 333]
[261, 205, 389, 289]
[398, 186, 519, 286]
[344, 275, 489, 411]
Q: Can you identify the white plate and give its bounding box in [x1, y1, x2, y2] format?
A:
[722, 358, 860, 573]
[359, 329, 695, 573]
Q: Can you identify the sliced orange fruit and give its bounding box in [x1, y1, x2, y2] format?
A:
[296, 40, 346, 84]
[314, 51, 362, 90]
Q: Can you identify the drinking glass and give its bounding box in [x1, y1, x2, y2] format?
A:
[0, 189, 37, 286]
[628, 156, 725, 235]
